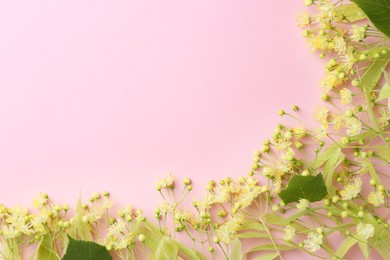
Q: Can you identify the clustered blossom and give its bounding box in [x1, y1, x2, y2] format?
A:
[304, 232, 323, 252]
[1, 1, 390, 259]
[356, 223, 375, 240]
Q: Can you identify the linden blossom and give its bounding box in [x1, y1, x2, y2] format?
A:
[1, 1, 390, 259]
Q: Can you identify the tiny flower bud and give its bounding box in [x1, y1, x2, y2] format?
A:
[138, 234, 146, 243]
[183, 177, 191, 185]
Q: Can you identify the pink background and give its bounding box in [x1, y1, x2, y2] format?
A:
[0, 1, 322, 214]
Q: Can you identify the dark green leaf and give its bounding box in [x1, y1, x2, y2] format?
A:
[62, 236, 112, 260]
[352, 0, 390, 37]
[279, 174, 327, 204]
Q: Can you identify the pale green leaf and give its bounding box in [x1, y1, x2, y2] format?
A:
[67, 194, 93, 241]
[255, 252, 279, 260]
[245, 244, 293, 255]
[254, 252, 279, 260]
[359, 53, 390, 92]
[36, 235, 58, 260]
[239, 220, 265, 231]
[234, 232, 269, 239]
[264, 214, 284, 225]
[229, 239, 242, 260]
[333, 236, 357, 259]
[311, 144, 339, 169]
[323, 148, 345, 195]
[358, 241, 370, 259]
[377, 71, 390, 101]
[154, 237, 179, 260]
[334, 3, 366, 22]
[281, 210, 309, 224]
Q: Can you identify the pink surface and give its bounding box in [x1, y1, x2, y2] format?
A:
[0, 1, 322, 214]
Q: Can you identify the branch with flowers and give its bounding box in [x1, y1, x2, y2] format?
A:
[1, 0, 390, 259]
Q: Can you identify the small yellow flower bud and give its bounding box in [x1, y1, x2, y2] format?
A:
[351, 79, 360, 87]
[341, 137, 350, 145]
[358, 211, 364, 218]
[213, 237, 220, 244]
[183, 177, 191, 185]
[138, 234, 146, 243]
[81, 216, 89, 223]
[278, 109, 285, 116]
[341, 211, 349, 219]
[208, 246, 215, 253]
[304, 0, 314, 6]
[370, 179, 376, 186]
[316, 227, 324, 234]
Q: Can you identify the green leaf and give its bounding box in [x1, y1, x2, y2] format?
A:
[281, 210, 310, 224]
[67, 194, 93, 241]
[311, 144, 339, 169]
[229, 239, 242, 260]
[334, 3, 366, 22]
[254, 252, 279, 260]
[36, 235, 58, 260]
[279, 174, 328, 204]
[323, 148, 344, 195]
[154, 237, 179, 260]
[264, 214, 284, 225]
[377, 70, 390, 114]
[352, 0, 390, 37]
[358, 241, 370, 259]
[135, 220, 204, 260]
[333, 236, 357, 259]
[377, 71, 390, 100]
[234, 232, 270, 239]
[62, 236, 112, 260]
[360, 53, 390, 92]
[239, 220, 265, 231]
[245, 244, 293, 254]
